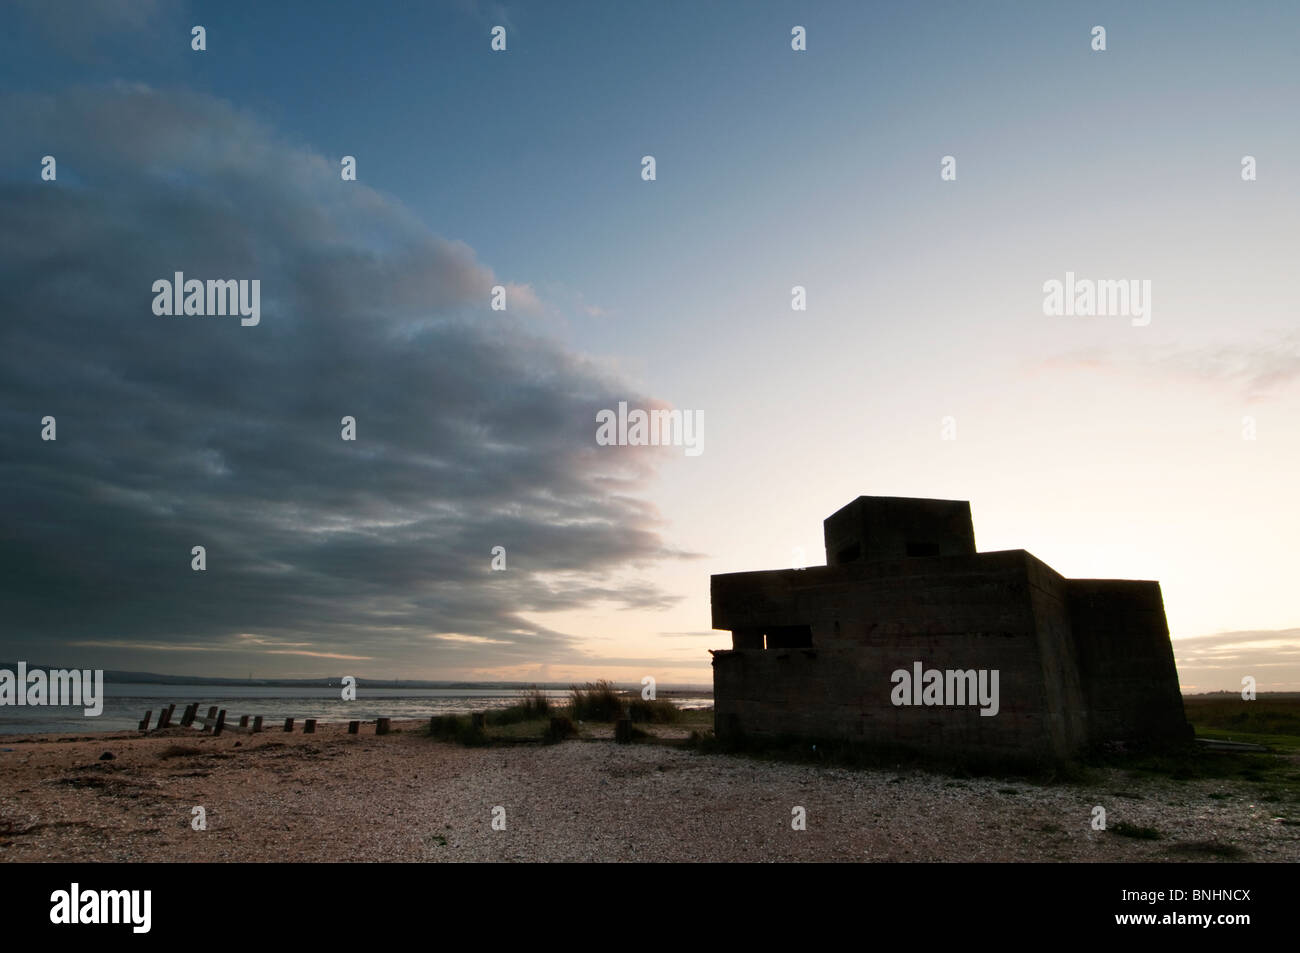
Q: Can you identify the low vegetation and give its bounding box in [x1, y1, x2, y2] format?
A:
[427, 714, 489, 747]
[543, 715, 576, 744]
[627, 697, 681, 724]
[569, 680, 623, 721]
[480, 686, 551, 726]
[1183, 695, 1300, 749]
[423, 683, 694, 746]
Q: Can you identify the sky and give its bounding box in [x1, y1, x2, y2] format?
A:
[1, 1, 1298, 691]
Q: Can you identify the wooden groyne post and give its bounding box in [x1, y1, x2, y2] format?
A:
[615, 717, 633, 744]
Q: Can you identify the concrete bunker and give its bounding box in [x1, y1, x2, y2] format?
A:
[710, 495, 1191, 760]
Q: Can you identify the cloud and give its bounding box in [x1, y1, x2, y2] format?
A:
[575, 291, 612, 319]
[1173, 628, 1300, 693]
[1035, 332, 1300, 401]
[504, 282, 543, 316]
[0, 84, 691, 678]
[11, 0, 176, 59]
[451, 0, 517, 36]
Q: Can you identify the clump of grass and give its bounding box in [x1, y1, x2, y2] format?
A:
[543, 716, 577, 744]
[517, 686, 552, 717]
[627, 697, 680, 724]
[484, 686, 553, 726]
[482, 708, 529, 726]
[158, 744, 203, 760]
[570, 680, 624, 722]
[427, 714, 488, 747]
[684, 728, 717, 751]
[1112, 821, 1162, 840]
[427, 713, 459, 739]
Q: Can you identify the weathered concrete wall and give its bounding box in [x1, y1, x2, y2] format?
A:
[1067, 580, 1190, 744]
[1023, 554, 1091, 755]
[823, 496, 976, 565]
[713, 551, 1027, 639]
[712, 551, 1082, 760]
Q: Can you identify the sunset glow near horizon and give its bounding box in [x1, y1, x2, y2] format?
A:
[2, 1, 1297, 693]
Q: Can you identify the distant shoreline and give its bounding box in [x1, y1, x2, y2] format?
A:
[0, 664, 713, 693]
[0, 682, 714, 735]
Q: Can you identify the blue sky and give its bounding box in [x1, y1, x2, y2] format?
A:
[2, 1, 1298, 690]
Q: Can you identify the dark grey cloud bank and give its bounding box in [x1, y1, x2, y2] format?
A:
[0, 85, 690, 677]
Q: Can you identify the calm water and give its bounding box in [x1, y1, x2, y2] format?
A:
[0, 683, 713, 735]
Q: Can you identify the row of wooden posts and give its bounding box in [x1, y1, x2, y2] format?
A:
[139, 706, 635, 743]
[138, 703, 392, 737]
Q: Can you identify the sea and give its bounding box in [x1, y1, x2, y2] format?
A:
[0, 682, 714, 735]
